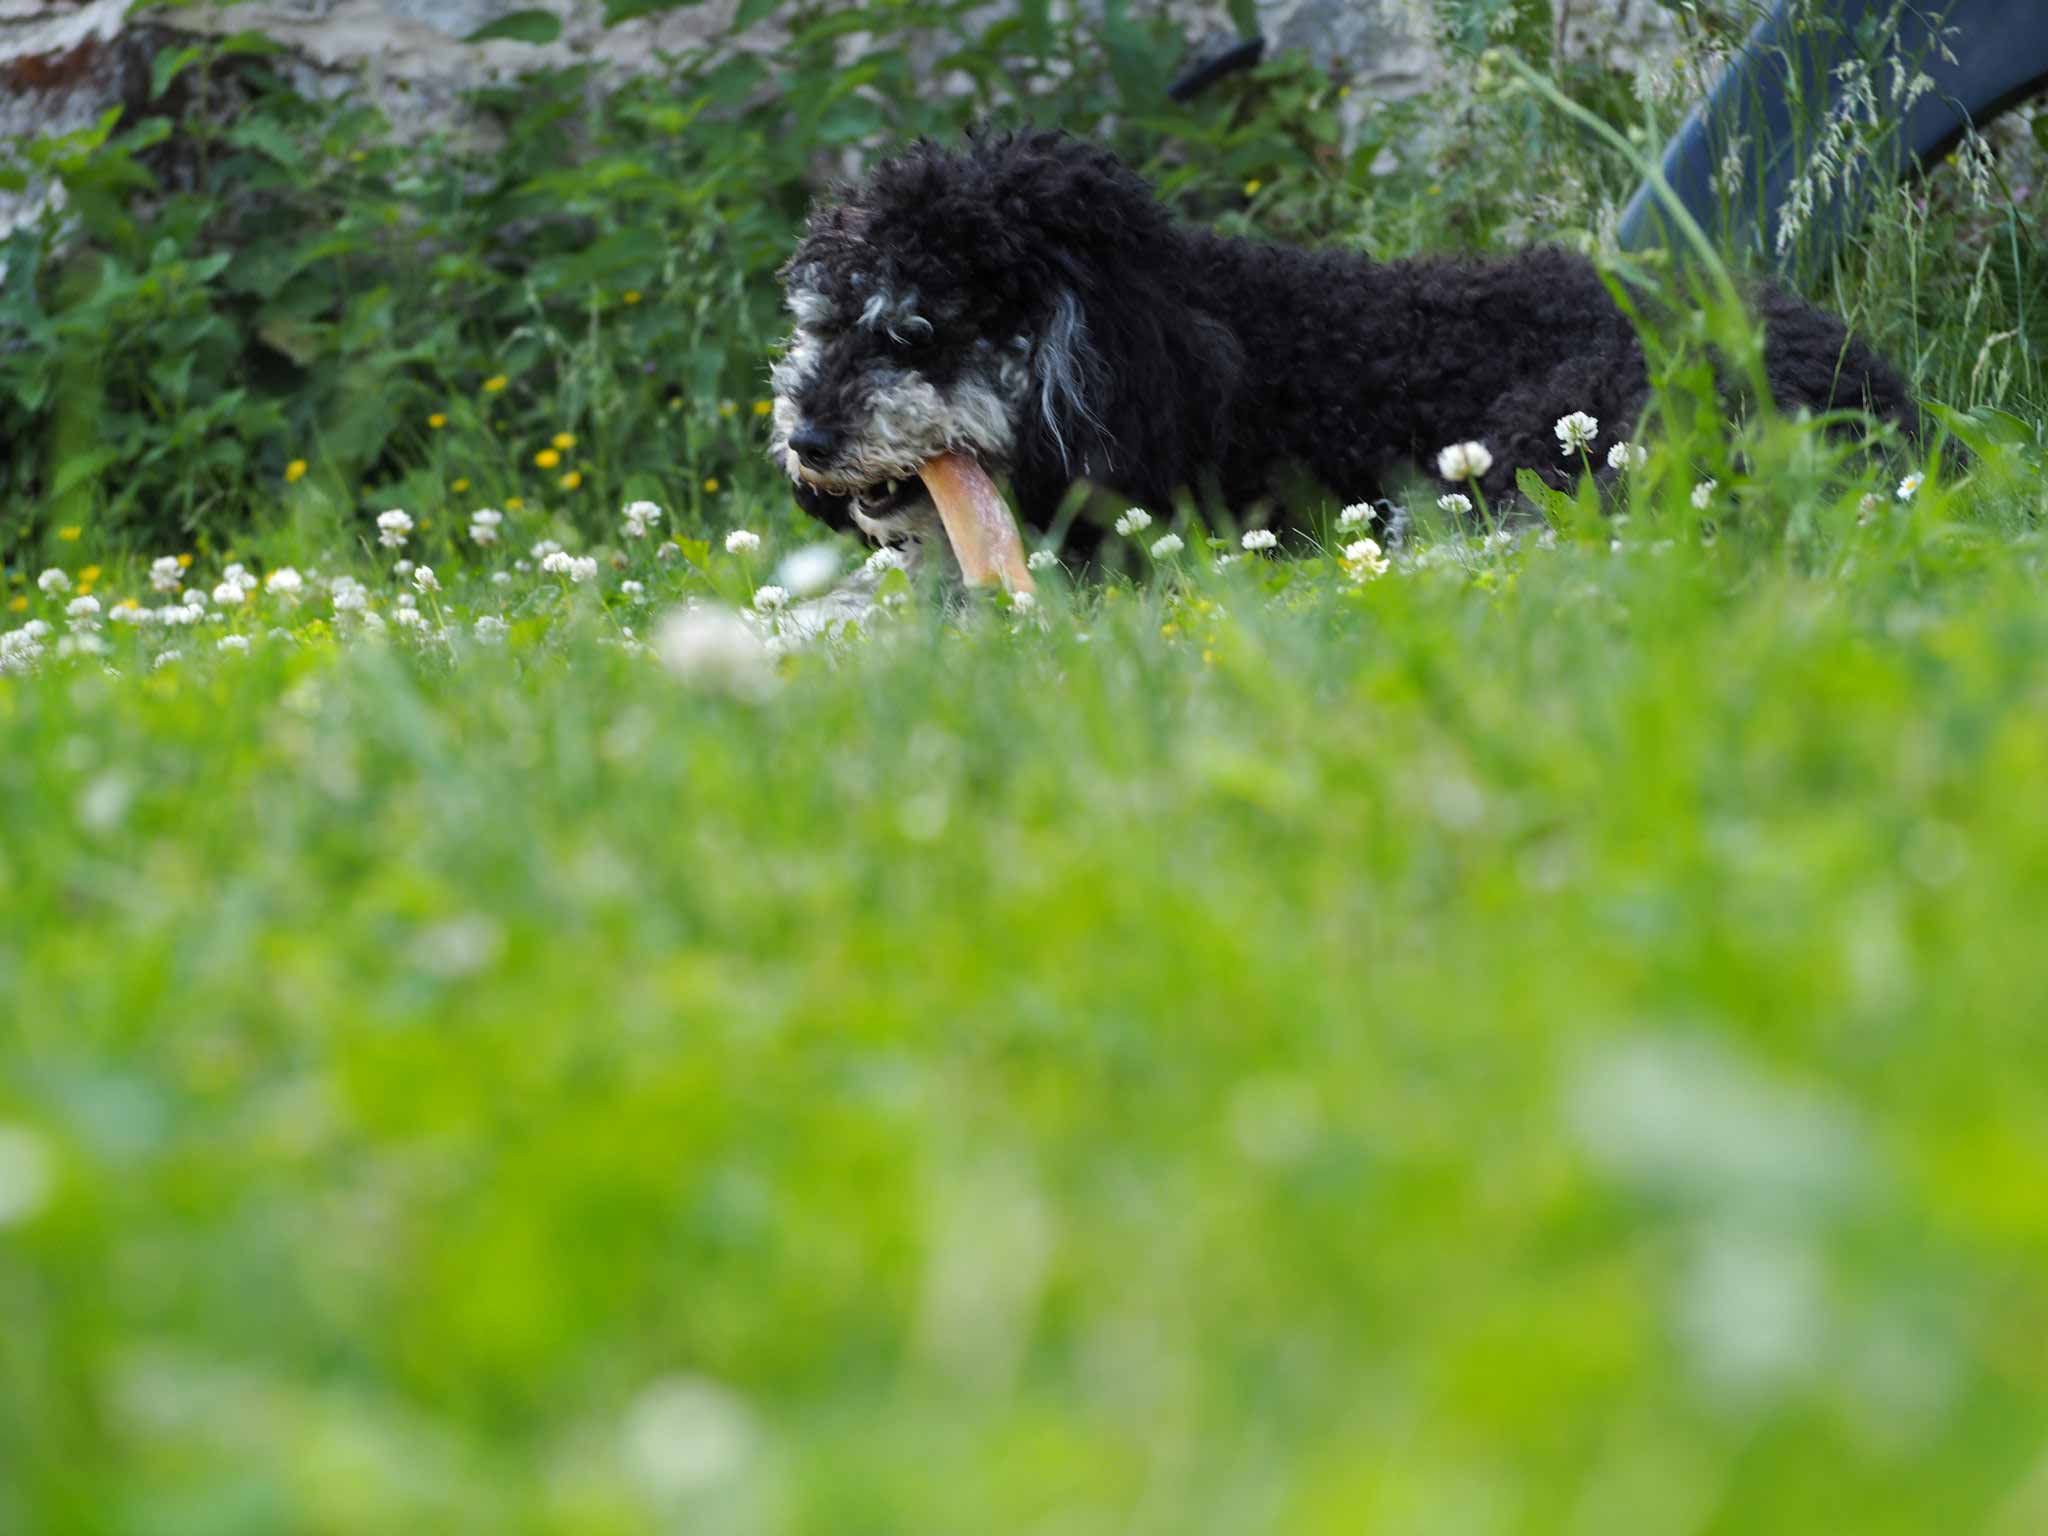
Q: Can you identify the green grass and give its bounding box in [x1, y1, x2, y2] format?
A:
[7, 487, 2048, 1531]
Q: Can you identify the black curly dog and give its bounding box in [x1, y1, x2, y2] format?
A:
[769, 130, 1917, 560]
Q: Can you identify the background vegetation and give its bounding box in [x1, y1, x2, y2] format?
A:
[4, 1, 2047, 1531]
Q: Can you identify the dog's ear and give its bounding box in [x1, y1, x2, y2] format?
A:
[980, 131, 1173, 277]
[1031, 287, 1108, 472]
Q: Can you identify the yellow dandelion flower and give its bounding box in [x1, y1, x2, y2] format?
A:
[81, 565, 102, 582]
[177, 553, 192, 569]
[559, 471, 583, 490]
[552, 432, 576, 451]
[116, 596, 141, 611]
[505, 497, 525, 511]
[752, 400, 772, 417]
[703, 477, 720, 493]
[623, 290, 643, 305]
[483, 374, 508, 394]
[285, 458, 308, 483]
[452, 477, 471, 493]
[58, 525, 81, 542]
[78, 582, 94, 597]
[1243, 178, 1262, 197]
[535, 448, 562, 470]
[7, 595, 25, 613]
[428, 412, 448, 430]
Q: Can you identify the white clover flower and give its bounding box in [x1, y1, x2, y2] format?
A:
[1554, 412, 1600, 455]
[724, 529, 762, 555]
[621, 579, 645, 598]
[394, 607, 427, 629]
[413, 566, 441, 593]
[752, 585, 790, 612]
[1242, 529, 1279, 552]
[397, 592, 417, 609]
[222, 562, 256, 592]
[540, 551, 574, 576]
[777, 544, 839, 597]
[1691, 479, 1717, 510]
[490, 571, 512, 586]
[513, 560, 532, 574]
[149, 556, 183, 592]
[1026, 549, 1058, 571]
[1437, 441, 1493, 481]
[393, 559, 415, 580]
[1009, 588, 1037, 611]
[1896, 472, 1924, 502]
[217, 634, 250, 655]
[623, 500, 664, 539]
[0, 628, 45, 675]
[1214, 553, 1243, 571]
[66, 595, 101, 624]
[654, 606, 775, 697]
[36, 569, 69, 595]
[1342, 538, 1391, 578]
[168, 604, 204, 626]
[211, 581, 247, 606]
[22, 620, 50, 641]
[1606, 441, 1648, 471]
[181, 588, 207, 607]
[58, 633, 107, 657]
[656, 542, 680, 563]
[1437, 492, 1473, 515]
[533, 539, 565, 560]
[1336, 503, 1373, 531]
[265, 568, 303, 597]
[376, 509, 414, 548]
[1150, 532, 1185, 557]
[473, 615, 509, 643]
[469, 508, 503, 545]
[568, 557, 599, 584]
[153, 649, 183, 669]
[359, 610, 386, 634]
[1113, 508, 1153, 536]
[865, 546, 911, 574]
[332, 582, 368, 614]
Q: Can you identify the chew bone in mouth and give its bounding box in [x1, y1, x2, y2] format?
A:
[914, 451, 1036, 594]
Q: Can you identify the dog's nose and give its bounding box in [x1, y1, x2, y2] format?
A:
[788, 422, 839, 466]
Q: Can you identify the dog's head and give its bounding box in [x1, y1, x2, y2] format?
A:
[769, 131, 1170, 546]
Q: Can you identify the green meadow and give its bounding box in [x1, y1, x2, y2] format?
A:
[5, 1, 2048, 1530]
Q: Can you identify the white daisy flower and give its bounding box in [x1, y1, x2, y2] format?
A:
[36, 569, 69, 595]
[725, 529, 761, 555]
[1554, 412, 1599, 455]
[1691, 479, 1717, 510]
[1437, 441, 1493, 481]
[1114, 508, 1153, 536]
[1896, 472, 1924, 501]
[1242, 529, 1279, 552]
[1606, 441, 1648, 471]
[1437, 492, 1473, 515]
[149, 556, 183, 593]
[752, 585, 790, 612]
[1150, 532, 1185, 557]
[376, 509, 413, 548]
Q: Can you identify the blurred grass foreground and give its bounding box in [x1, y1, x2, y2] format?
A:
[6, 0, 2048, 1531]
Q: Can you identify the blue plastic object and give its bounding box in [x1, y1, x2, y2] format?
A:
[1617, 0, 2048, 272]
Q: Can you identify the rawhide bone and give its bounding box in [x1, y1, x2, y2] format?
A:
[915, 451, 1036, 594]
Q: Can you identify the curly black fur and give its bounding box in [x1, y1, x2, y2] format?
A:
[769, 130, 1918, 554]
